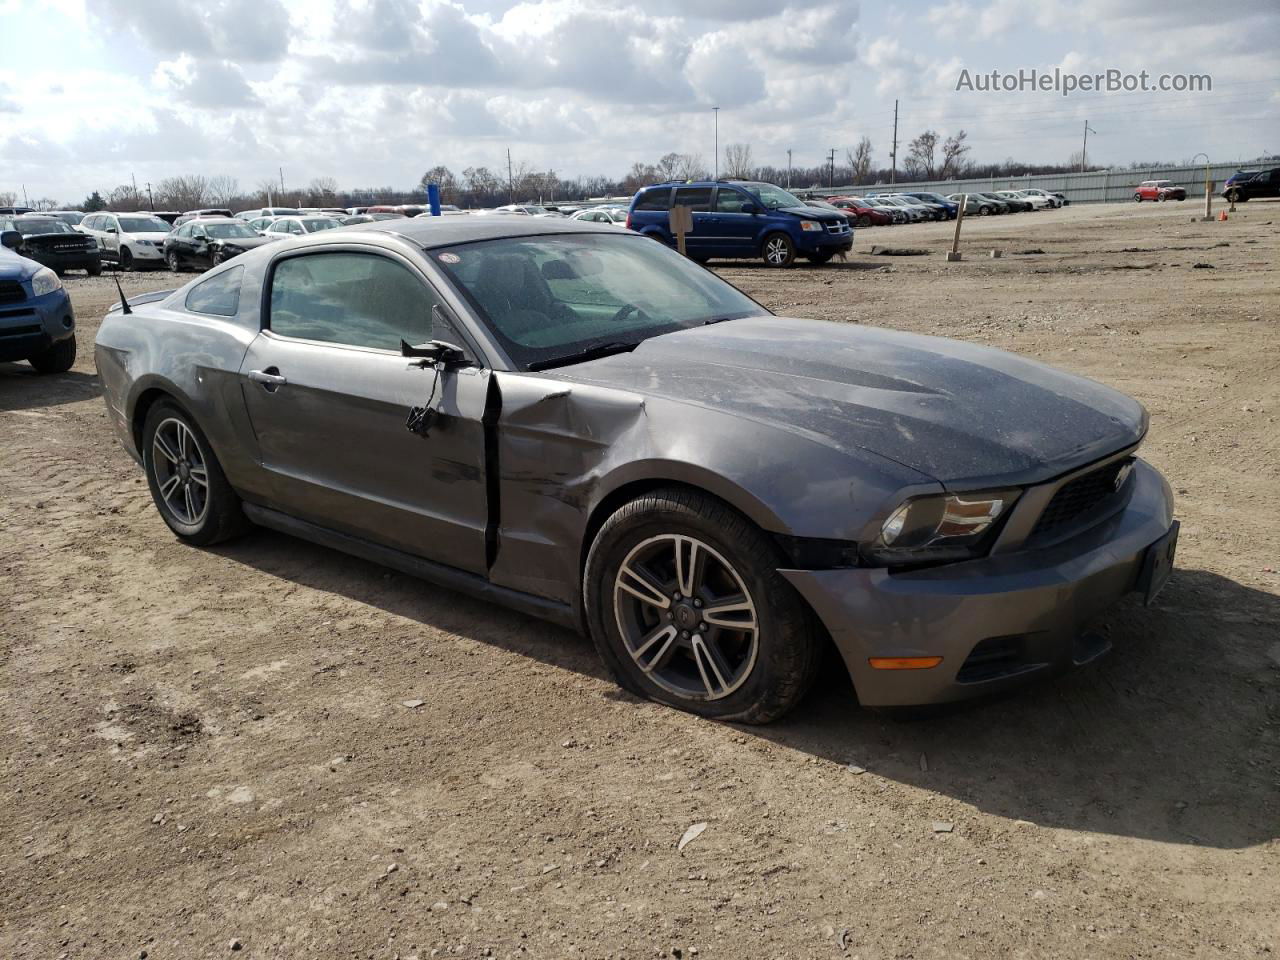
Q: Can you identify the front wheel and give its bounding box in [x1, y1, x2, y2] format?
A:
[856, 215, 870, 227]
[584, 488, 821, 723]
[28, 335, 76, 374]
[761, 232, 796, 267]
[119, 247, 133, 270]
[142, 401, 248, 545]
[87, 262, 102, 277]
[1134, 194, 1143, 202]
[166, 251, 181, 272]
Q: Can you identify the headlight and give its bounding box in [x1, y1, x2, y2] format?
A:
[136, 239, 153, 246]
[30, 267, 62, 297]
[799, 220, 822, 232]
[865, 490, 1019, 566]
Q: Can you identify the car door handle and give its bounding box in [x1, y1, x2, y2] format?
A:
[248, 368, 287, 389]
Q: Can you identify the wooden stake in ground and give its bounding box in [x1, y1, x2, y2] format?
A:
[946, 195, 966, 262]
[669, 205, 693, 257]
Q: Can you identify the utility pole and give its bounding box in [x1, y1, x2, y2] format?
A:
[131, 172, 139, 208]
[507, 149, 514, 203]
[713, 106, 720, 179]
[145, 182, 153, 210]
[21, 183, 28, 207]
[786, 149, 792, 188]
[828, 148, 836, 188]
[890, 99, 899, 184]
[1081, 122, 1096, 172]
[279, 166, 286, 202]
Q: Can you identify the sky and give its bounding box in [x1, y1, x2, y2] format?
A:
[1, 0, 1277, 203]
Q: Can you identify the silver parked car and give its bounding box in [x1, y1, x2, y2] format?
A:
[94, 218, 1177, 722]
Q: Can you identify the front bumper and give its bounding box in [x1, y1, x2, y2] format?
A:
[128, 243, 165, 261]
[24, 248, 100, 271]
[782, 459, 1175, 707]
[0, 288, 75, 362]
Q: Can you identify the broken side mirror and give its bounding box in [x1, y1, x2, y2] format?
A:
[400, 338, 469, 368]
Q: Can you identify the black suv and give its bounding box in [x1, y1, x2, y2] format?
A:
[1223, 167, 1279, 203]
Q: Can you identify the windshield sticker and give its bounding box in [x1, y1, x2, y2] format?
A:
[438, 252, 461, 264]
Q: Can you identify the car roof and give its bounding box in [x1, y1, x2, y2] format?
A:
[349, 215, 617, 249]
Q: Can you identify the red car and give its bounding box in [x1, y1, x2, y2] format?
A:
[827, 196, 893, 226]
[1133, 180, 1186, 202]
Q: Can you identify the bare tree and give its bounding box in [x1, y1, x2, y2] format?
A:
[723, 143, 754, 179]
[419, 166, 458, 203]
[107, 184, 144, 211]
[939, 130, 971, 179]
[622, 161, 659, 194]
[306, 176, 338, 202]
[0, 191, 16, 207]
[157, 175, 209, 211]
[847, 137, 874, 183]
[207, 175, 240, 206]
[254, 178, 279, 205]
[906, 131, 940, 179]
[655, 152, 684, 182]
[677, 153, 708, 180]
[31, 197, 59, 211]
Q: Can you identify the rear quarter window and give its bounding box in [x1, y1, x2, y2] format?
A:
[185, 266, 244, 317]
[635, 188, 672, 211]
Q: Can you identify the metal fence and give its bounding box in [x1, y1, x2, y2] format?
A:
[806, 161, 1257, 205]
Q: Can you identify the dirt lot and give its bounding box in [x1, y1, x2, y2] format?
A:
[2, 200, 1277, 960]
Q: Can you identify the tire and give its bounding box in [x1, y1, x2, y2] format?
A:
[166, 251, 181, 272]
[979, 205, 992, 216]
[28, 335, 76, 374]
[855, 215, 870, 228]
[141, 400, 248, 546]
[87, 262, 102, 277]
[583, 487, 821, 724]
[761, 232, 796, 267]
[1158, 194, 1167, 202]
[212, 250, 226, 266]
[805, 252, 833, 265]
[1134, 194, 1143, 202]
[119, 247, 133, 270]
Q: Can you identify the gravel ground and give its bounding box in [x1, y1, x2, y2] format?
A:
[1, 199, 1277, 960]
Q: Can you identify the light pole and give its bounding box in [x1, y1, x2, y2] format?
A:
[713, 106, 720, 179]
[787, 149, 792, 188]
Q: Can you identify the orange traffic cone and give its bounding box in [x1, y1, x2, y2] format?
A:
[1218, 210, 1228, 221]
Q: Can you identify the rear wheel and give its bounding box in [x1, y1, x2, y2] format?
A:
[1133, 194, 1143, 202]
[584, 488, 821, 723]
[28, 335, 76, 374]
[762, 232, 796, 267]
[142, 401, 248, 545]
[87, 262, 102, 277]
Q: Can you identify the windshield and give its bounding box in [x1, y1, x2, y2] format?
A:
[205, 222, 258, 239]
[16, 219, 74, 235]
[302, 219, 340, 233]
[119, 217, 171, 233]
[740, 182, 804, 209]
[433, 233, 768, 371]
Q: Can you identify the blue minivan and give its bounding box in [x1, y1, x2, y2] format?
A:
[627, 180, 853, 267]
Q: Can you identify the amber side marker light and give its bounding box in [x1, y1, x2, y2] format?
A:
[868, 656, 943, 670]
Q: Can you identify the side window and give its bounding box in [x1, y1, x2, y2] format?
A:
[673, 186, 712, 211]
[185, 266, 244, 317]
[268, 253, 438, 350]
[635, 188, 672, 211]
[714, 189, 747, 213]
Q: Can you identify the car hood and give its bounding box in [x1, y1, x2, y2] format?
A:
[210, 235, 277, 249]
[778, 205, 846, 222]
[0, 247, 38, 279]
[554, 316, 1146, 489]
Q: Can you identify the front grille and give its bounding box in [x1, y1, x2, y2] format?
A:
[0, 307, 36, 320]
[0, 323, 42, 337]
[1031, 457, 1131, 538]
[826, 221, 850, 234]
[957, 635, 1026, 684]
[0, 280, 25, 304]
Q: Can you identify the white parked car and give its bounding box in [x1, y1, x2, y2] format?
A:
[79, 212, 174, 269]
[998, 190, 1053, 210]
[1015, 189, 1061, 208]
[570, 207, 630, 227]
[263, 216, 343, 237]
[495, 204, 563, 218]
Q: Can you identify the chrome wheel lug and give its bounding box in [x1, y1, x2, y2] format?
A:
[693, 599, 702, 608]
[699, 623, 708, 632]
[680, 630, 690, 639]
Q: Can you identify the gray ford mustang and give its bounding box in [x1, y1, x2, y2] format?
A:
[95, 217, 1177, 722]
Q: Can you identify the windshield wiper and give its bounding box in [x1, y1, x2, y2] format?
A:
[702, 317, 736, 326]
[527, 340, 641, 372]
